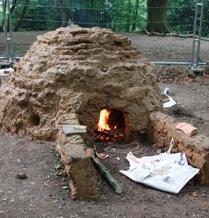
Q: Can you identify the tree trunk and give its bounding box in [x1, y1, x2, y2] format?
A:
[10, 0, 17, 13]
[1, 0, 17, 32]
[0, 0, 6, 31]
[146, 0, 170, 34]
[132, 0, 139, 31]
[14, 0, 30, 31]
[125, 0, 132, 32]
[59, 0, 68, 27]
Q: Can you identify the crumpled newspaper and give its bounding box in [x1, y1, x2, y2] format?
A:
[120, 147, 199, 194]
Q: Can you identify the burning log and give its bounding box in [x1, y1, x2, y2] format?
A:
[94, 129, 124, 142]
[94, 129, 115, 137]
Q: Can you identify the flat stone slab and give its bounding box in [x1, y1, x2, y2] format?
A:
[62, 125, 87, 136]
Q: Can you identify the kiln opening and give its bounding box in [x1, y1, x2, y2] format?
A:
[94, 109, 126, 142]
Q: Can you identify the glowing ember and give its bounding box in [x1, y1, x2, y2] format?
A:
[97, 109, 110, 131]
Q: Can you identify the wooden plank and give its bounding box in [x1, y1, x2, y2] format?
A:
[92, 156, 123, 194]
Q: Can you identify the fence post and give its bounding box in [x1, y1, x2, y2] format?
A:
[191, 0, 205, 71]
[4, 0, 15, 64]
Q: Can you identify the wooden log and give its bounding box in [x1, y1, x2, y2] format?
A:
[94, 129, 124, 142]
[92, 156, 123, 194]
[94, 129, 115, 137]
[94, 129, 124, 137]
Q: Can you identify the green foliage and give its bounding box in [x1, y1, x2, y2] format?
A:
[0, 1, 4, 25]
[0, 1, 2, 15]
[202, 0, 209, 37]
[167, 0, 195, 34]
[11, 0, 62, 31]
[0, 0, 209, 36]
[167, 0, 209, 36]
[110, 0, 147, 32]
[0, 0, 147, 32]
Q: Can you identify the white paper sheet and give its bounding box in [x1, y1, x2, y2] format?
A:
[120, 152, 199, 194]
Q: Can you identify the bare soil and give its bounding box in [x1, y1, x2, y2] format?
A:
[1, 32, 209, 218]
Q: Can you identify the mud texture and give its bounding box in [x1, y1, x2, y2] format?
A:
[0, 27, 162, 140]
[149, 111, 209, 184]
[0, 27, 163, 200]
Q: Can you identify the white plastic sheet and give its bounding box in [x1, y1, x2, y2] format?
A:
[120, 151, 199, 194]
[162, 87, 176, 108]
[0, 68, 14, 76]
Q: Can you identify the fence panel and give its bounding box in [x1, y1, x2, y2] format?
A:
[200, 0, 209, 63]
[0, 0, 208, 64]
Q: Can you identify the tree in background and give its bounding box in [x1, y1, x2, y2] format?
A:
[146, 0, 170, 33]
[1, 0, 208, 36]
[167, 0, 195, 35]
[69, 0, 111, 28]
[0, 0, 17, 31]
[9, 0, 112, 30]
[14, 0, 30, 31]
[0, 0, 6, 31]
[111, 0, 146, 32]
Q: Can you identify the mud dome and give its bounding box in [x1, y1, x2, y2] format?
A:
[0, 27, 162, 140]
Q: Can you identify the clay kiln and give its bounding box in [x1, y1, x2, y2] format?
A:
[1, 26, 209, 200]
[0, 26, 162, 140]
[0, 26, 163, 199]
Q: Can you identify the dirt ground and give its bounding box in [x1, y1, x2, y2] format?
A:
[1, 31, 209, 218]
[1, 82, 209, 218]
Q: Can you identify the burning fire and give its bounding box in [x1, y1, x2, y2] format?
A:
[97, 109, 110, 131]
[95, 109, 125, 142]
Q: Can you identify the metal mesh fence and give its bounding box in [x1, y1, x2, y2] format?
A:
[200, 1, 209, 62]
[0, 0, 209, 63]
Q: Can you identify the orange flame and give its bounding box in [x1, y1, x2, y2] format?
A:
[97, 109, 110, 131]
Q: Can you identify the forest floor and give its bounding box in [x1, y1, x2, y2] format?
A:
[0, 31, 209, 218]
